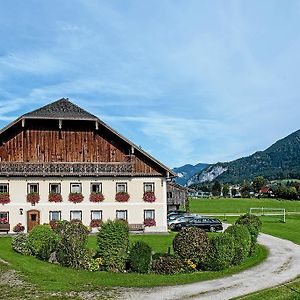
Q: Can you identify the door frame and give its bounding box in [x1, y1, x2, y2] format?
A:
[27, 209, 40, 232]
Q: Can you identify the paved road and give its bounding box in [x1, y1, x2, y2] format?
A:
[122, 233, 300, 300]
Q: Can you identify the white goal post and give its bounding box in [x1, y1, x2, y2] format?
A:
[249, 207, 286, 223]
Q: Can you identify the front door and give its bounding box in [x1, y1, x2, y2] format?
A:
[27, 210, 40, 232]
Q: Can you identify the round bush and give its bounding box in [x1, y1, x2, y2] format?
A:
[97, 219, 129, 272]
[225, 224, 251, 265]
[129, 241, 152, 273]
[152, 255, 185, 275]
[27, 225, 59, 260]
[205, 233, 235, 271]
[11, 233, 31, 255]
[173, 227, 210, 264]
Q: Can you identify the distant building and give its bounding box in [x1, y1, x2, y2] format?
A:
[167, 182, 189, 211]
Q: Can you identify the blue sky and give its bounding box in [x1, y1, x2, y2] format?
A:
[0, 1, 299, 168]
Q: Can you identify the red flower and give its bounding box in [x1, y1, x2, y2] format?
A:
[49, 220, 58, 230]
[0, 192, 10, 204]
[143, 191, 156, 202]
[144, 218, 156, 227]
[115, 192, 130, 202]
[13, 223, 24, 232]
[90, 192, 105, 202]
[90, 219, 103, 228]
[48, 192, 62, 202]
[0, 217, 8, 224]
[68, 193, 84, 203]
[27, 192, 40, 204]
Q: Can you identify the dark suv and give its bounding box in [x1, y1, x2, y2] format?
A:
[171, 217, 223, 232]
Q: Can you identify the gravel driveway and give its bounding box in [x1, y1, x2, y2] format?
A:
[122, 233, 300, 300]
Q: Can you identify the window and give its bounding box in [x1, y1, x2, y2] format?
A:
[91, 210, 102, 220]
[116, 183, 127, 193]
[49, 211, 61, 221]
[70, 210, 82, 221]
[91, 183, 102, 193]
[70, 183, 82, 193]
[144, 209, 155, 220]
[49, 183, 61, 193]
[0, 183, 8, 193]
[116, 210, 127, 221]
[28, 183, 39, 194]
[144, 182, 154, 193]
[0, 211, 8, 222]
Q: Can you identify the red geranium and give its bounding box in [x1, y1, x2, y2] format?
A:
[90, 192, 105, 202]
[13, 223, 24, 232]
[27, 192, 40, 204]
[115, 192, 130, 202]
[144, 218, 156, 227]
[0, 217, 8, 224]
[90, 219, 103, 228]
[143, 191, 156, 202]
[48, 192, 62, 202]
[68, 193, 84, 203]
[0, 193, 10, 204]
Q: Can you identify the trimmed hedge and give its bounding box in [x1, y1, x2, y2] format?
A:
[27, 225, 60, 261]
[173, 227, 210, 265]
[205, 233, 235, 271]
[11, 233, 32, 255]
[97, 220, 129, 272]
[129, 241, 152, 273]
[225, 224, 251, 265]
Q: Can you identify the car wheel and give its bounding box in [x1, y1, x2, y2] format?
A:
[210, 226, 216, 232]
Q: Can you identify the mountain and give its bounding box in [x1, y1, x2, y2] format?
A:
[172, 163, 208, 186]
[188, 129, 300, 185]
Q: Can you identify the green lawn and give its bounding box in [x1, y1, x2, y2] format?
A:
[189, 197, 300, 214]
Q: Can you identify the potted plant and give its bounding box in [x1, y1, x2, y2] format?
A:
[144, 218, 156, 227]
[48, 192, 62, 202]
[27, 192, 40, 204]
[68, 193, 84, 203]
[115, 192, 130, 202]
[0, 217, 10, 233]
[90, 219, 103, 228]
[0, 192, 10, 205]
[90, 192, 105, 202]
[12, 223, 25, 232]
[143, 191, 156, 202]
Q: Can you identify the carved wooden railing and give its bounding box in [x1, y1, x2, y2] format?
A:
[0, 162, 134, 176]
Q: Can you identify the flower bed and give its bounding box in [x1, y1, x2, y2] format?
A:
[144, 218, 156, 227]
[90, 192, 105, 202]
[0, 192, 10, 204]
[27, 192, 40, 204]
[68, 193, 84, 203]
[143, 191, 156, 202]
[115, 192, 130, 202]
[48, 192, 62, 202]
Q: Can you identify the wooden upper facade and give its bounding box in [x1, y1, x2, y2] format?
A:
[0, 99, 176, 177]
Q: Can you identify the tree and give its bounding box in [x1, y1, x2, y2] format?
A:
[252, 176, 266, 193]
[240, 180, 252, 198]
[212, 181, 222, 197]
[231, 188, 238, 197]
[222, 184, 230, 198]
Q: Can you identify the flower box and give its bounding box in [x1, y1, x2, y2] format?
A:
[27, 192, 40, 204]
[68, 193, 84, 203]
[115, 192, 130, 202]
[90, 192, 105, 202]
[143, 191, 156, 202]
[0, 193, 10, 205]
[144, 218, 156, 227]
[90, 219, 103, 228]
[48, 192, 62, 202]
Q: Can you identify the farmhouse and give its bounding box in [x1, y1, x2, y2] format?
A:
[0, 98, 176, 233]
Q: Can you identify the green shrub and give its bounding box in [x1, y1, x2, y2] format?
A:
[27, 225, 59, 260]
[11, 233, 32, 255]
[129, 241, 152, 273]
[205, 233, 235, 271]
[173, 227, 210, 265]
[56, 221, 91, 269]
[152, 255, 185, 275]
[225, 224, 251, 265]
[97, 219, 129, 272]
[235, 214, 262, 255]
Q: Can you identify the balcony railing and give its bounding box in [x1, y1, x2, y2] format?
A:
[0, 162, 134, 177]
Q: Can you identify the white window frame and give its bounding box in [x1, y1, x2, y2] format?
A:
[91, 183, 102, 193]
[70, 210, 82, 221]
[0, 211, 9, 222]
[0, 183, 9, 193]
[70, 183, 82, 193]
[116, 183, 127, 193]
[49, 211, 61, 221]
[144, 209, 155, 220]
[91, 210, 102, 220]
[28, 183, 39, 194]
[144, 182, 155, 193]
[49, 183, 61, 193]
[116, 210, 127, 221]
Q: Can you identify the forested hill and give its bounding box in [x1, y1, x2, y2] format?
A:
[188, 129, 300, 184]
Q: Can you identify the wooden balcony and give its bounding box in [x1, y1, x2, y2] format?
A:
[0, 162, 134, 177]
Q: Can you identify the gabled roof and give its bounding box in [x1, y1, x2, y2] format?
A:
[22, 98, 98, 121]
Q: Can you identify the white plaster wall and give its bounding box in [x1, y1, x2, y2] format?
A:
[0, 176, 168, 233]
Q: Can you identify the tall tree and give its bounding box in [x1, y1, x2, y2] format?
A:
[252, 176, 266, 192]
[222, 184, 230, 198]
[212, 181, 222, 197]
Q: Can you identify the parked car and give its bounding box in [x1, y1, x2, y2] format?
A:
[171, 217, 223, 232]
[168, 215, 195, 228]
